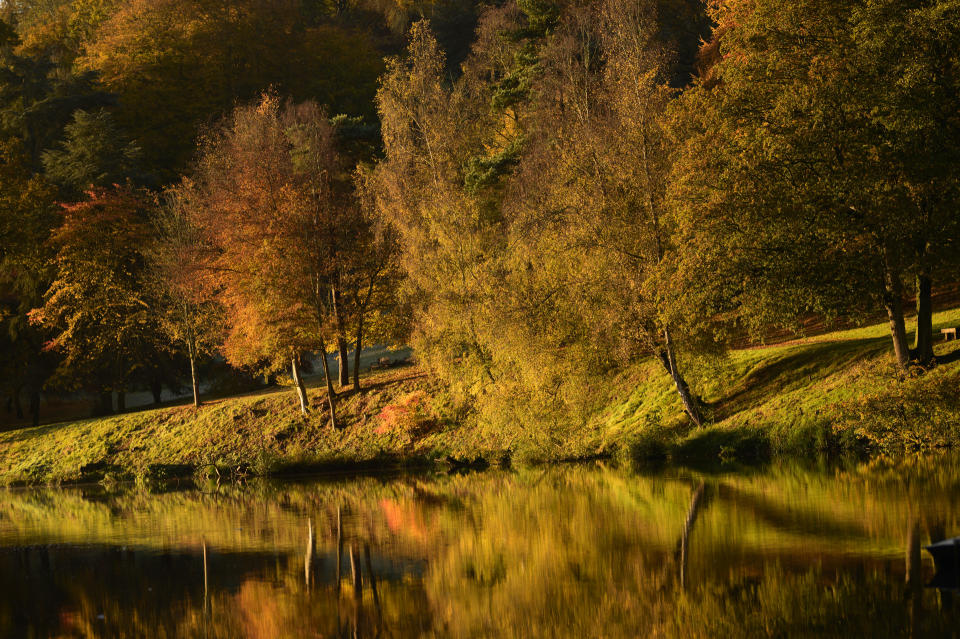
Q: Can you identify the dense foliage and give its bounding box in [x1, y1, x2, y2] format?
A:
[0, 0, 957, 450]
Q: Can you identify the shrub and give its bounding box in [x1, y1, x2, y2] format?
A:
[835, 368, 960, 454]
[376, 391, 435, 441]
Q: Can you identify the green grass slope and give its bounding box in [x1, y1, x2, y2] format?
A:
[2, 309, 960, 485]
[0, 368, 454, 485]
[589, 307, 960, 463]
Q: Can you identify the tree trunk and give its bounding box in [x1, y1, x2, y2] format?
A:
[350, 543, 364, 637]
[29, 388, 40, 428]
[330, 286, 350, 389]
[189, 347, 201, 408]
[883, 257, 911, 370]
[150, 380, 163, 405]
[96, 391, 113, 416]
[337, 337, 350, 388]
[658, 328, 704, 427]
[13, 386, 23, 419]
[353, 316, 364, 392]
[202, 539, 209, 614]
[363, 543, 381, 616]
[678, 482, 706, 590]
[317, 335, 340, 429]
[117, 391, 126, 413]
[291, 357, 309, 416]
[914, 272, 934, 366]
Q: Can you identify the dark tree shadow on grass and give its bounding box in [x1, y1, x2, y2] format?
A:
[711, 337, 891, 422]
[932, 343, 960, 366]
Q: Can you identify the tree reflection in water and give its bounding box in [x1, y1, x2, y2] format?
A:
[1, 457, 959, 638]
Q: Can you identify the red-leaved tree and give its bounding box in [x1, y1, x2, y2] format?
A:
[30, 185, 160, 414]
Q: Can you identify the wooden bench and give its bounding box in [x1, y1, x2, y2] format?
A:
[942, 327, 958, 341]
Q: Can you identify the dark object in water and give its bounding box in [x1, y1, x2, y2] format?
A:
[445, 455, 490, 473]
[926, 537, 960, 593]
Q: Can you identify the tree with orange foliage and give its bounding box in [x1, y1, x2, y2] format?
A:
[186, 95, 359, 426]
[148, 182, 224, 408]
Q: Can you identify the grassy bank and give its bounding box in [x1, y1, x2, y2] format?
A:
[2, 308, 960, 485]
[0, 368, 456, 486]
[591, 307, 960, 465]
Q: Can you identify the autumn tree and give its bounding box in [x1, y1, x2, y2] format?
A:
[0, 0, 75, 62]
[189, 94, 372, 425]
[375, 21, 512, 423]
[148, 182, 223, 408]
[351, 167, 406, 390]
[29, 185, 160, 414]
[375, 4, 712, 436]
[670, 0, 960, 371]
[506, 0, 710, 424]
[858, 0, 960, 364]
[285, 110, 361, 390]
[0, 34, 113, 169]
[286, 115, 405, 392]
[0, 16, 114, 425]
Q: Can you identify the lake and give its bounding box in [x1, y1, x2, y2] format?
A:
[1, 457, 958, 638]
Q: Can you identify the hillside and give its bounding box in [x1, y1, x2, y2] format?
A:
[2, 308, 960, 485]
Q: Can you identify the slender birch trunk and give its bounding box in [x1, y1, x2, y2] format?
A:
[658, 328, 704, 427]
[189, 336, 201, 408]
[332, 287, 350, 388]
[190, 354, 201, 408]
[353, 315, 364, 391]
[291, 356, 309, 416]
[316, 335, 340, 429]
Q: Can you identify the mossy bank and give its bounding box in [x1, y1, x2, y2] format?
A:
[3, 308, 960, 486]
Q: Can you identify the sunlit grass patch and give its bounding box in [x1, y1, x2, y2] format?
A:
[0, 368, 450, 485]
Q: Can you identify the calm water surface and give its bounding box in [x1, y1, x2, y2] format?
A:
[1, 458, 959, 638]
